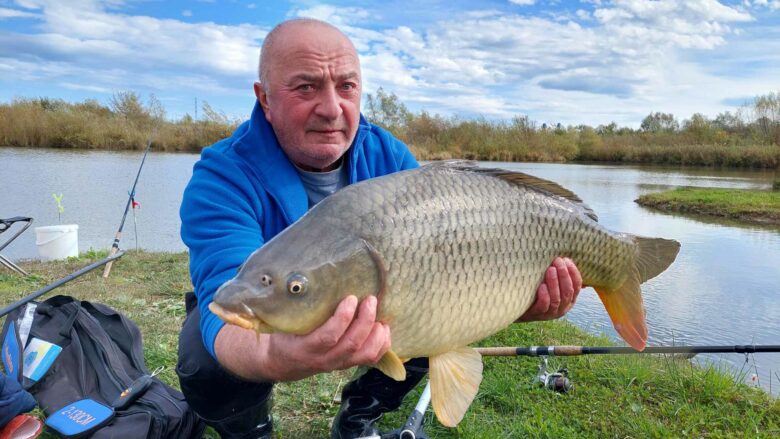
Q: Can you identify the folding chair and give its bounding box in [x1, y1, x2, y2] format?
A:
[0, 216, 33, 276]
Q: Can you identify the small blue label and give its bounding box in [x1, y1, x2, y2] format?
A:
[46, 399, 114, 437]
[2, 321, 21, 381]
[22, 337, 62, 381]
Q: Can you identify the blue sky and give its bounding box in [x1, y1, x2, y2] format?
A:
[0, 0, 778, 127]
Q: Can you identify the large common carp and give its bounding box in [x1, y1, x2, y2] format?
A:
[209, 161, 680, 427]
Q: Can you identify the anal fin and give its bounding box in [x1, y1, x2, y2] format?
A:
[430, 347, 483, 427]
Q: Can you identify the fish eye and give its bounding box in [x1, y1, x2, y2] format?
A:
[261, 274, 273, 287]
[287, 273, 307, 295]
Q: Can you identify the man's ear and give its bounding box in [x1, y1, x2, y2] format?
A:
[254, 82, 272, 123]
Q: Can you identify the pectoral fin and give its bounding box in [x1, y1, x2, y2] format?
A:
[430, 347, 483, 427]
[375, 350, 406, 381]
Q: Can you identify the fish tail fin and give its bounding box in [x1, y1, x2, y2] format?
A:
[593, 235, 679, 352]
[430, 348, 483, 427]
[633, 236, 681, 283]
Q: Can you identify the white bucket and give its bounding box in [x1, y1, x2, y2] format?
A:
[35, 224, 79, 261]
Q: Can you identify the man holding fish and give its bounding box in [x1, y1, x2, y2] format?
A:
[178, 19, 583, 439]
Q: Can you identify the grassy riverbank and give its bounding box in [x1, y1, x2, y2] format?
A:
[636, 187, 780, 226]
[2, 90, 779, 168]
[2, 251, 779, 437]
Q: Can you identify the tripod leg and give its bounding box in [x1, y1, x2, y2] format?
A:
[0, 254, 28, 276]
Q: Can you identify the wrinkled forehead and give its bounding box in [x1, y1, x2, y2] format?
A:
[274, 23, 358, 66]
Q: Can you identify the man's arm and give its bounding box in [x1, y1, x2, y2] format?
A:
[181, 149, 272, 359]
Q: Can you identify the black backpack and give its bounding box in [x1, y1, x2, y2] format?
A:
[1, 295, 205, 438]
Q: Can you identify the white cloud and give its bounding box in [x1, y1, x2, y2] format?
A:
[509, 0, 536, 5]
[575, 9, 591, 20]
[747, 0, 780, 9]
[12, 0, 43, 10]
[182, 9, 192, 17]
[0, 0, 267, 89]
[61, 82, 113, 93]
[0, 0, 777, 126]
[0, 6, 38, 18]
[333, 0, 768, 125]
[292, 4, 370, 26]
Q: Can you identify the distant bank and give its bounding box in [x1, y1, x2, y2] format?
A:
[636, 187, 780, 226]
[1, 90, 779, 168]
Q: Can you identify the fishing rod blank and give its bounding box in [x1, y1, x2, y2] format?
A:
[476, 345, 780, 357]
[369, 344, 780, 437]
[103, 139, 152, 278]
[0, 251, 125, 317]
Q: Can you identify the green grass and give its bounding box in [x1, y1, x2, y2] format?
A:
[636, 187, 780, 226]
[2, 251, 780, 438]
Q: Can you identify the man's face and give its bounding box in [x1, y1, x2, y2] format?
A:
[256, 24, 361, 171]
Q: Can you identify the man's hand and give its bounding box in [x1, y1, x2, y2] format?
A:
[265, 295, 390, 381]
[216, 295, 390, 383]
[517, 257, 583, 322]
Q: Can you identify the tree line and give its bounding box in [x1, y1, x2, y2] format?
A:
[365, 89, 780, 168]
[1, 90, 778, 168]
[0, 92, 235, 152]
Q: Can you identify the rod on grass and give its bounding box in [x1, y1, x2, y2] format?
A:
[476, 345, 780, 357]
[103, 139, 153, 278]
[0, 251, 125, 318]
[364, 344, 780, 438]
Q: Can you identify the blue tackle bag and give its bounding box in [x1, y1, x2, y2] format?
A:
[1, 295, 205, 438]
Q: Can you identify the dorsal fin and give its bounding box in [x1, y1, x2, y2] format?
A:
[424, 160, 598, 221]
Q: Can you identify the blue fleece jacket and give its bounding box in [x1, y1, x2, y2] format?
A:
[180, 101, 419, 358]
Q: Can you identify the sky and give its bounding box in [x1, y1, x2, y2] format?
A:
[0, 0, 778, 127]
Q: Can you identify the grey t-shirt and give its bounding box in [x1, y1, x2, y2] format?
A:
[294, 160, 350, 208]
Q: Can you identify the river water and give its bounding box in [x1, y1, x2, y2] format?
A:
[2, 147, 779, 392]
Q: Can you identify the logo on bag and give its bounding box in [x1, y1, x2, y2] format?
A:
[59, 405, 97, 426]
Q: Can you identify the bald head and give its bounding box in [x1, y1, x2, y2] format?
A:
[258, 19, 357, 90]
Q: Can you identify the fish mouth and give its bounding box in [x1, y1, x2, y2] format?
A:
[208, 302, 275, 333]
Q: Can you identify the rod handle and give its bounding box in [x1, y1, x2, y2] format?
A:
[553, 346, 584, 356]
[102, 243, 121, 278]
[475, 347, 518, 356]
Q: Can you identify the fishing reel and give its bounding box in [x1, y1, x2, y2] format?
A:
[536, 357, 572, 393]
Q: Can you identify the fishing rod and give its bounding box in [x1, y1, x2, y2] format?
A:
[362, 343, 780, 438]
[102, 139, 153, 278]
[475, 345, 780, 357]
[0, 251, 125, 317]
[476, 345, 780, 394]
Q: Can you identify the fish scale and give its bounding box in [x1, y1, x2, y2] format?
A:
[369, 168, 561, 357]
[210, 160, 680, 428]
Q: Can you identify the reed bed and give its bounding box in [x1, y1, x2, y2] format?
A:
[2, 91, 779, 169]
